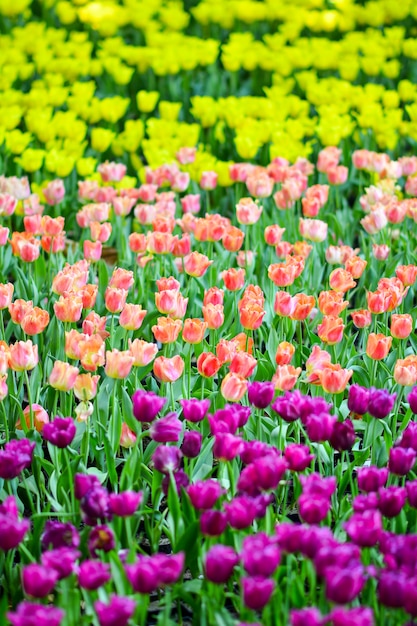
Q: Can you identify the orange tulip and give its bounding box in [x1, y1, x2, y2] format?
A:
[146, 231, 175, 255]
[394, 359, 417, 386]
[264, 225, 285, 246]
[222, 226, 245, 252]
[119, 304, 147, 331]
[204, 287, 224, 306]
[21, 307, 50, 335]
[129, 232, 147, 253]
[230, 352, 257, 378]
[367, 290, 390, 315]
[329, 268, 356, 293]
[153, 355, 184, 382]
[79, 334, 106, 372]
[184, 251, 213, 277]
[222, 268, 245, 291]
[239, 303, 265, 330]
[275, 341, 295, 366]
[152, 317, 183, 344]
[8, 340, 38, 371]
[203, 304, 224, 330]
[182, 318, 208, 344]
[391, 314, 413, 340]
[317, 315, 345, 345]
[83, 240, 102, 262]
[49, 360, 79, 391]
[345, 256, 367, 279]
[9, 299, 33, 324]
[120, 422, 137, 448]
[54, 295, 83, 323]
[274, 291, 296, 317]
[305, 345, 332, 384]
[318, 291, 349, 317]
[74, 373, 100, 401]
[366, 333, 392, 360]
[351, 309, 372, 329]
[197, 352, 222, 378]
[268, 262, 297, 288]
[396, 264, 417, 286]
[232, 332, 254, 354]
[272, 365, 301, 391]
[156, 277, 180, 292]
[0, 283, 14, 310]
[293, 241, 313, 259]
[129, 339, 158, 367]
[220, 372, 248, 402]
[105, 350, 135, 379]
[79, 284, 98, 310]
[216, 340, 237, 365]
[317, 364, 353, 393]
[18, 403, 49, 433]
[83, 311, 110, 340]
[105, 287, 128, 314]
[236, 198, 263, 225]
[109, 268, 134, 291]
[290, 294, 315, 321]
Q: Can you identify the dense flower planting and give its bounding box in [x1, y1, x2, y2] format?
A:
[2, 1, 417, 626]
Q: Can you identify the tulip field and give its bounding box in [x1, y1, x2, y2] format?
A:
[2, 1, 417, 625]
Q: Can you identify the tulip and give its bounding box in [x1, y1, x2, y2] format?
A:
[94, 595, 136, 626]
[242, 576, 275, 611]
[153, 355, 184, 383]
[7, 603, 64, 626]
[181, 431, 202, 458]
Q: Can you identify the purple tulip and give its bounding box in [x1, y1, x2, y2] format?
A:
[271, 393, 300, 422]
[298, 494, 331, 524]
[149, 413, 182, 443]
[131, 389, 167, 423]
[352, 493, 379, 512]
[242, 576, 275, 610]
[94, 594, 136, 626]
[378, 570, 407, 608]
[125, 556, 161, 593]
[299, 526, 335, 559]
[109, 491, 143, 517]
[180, 398, 210, 422]
[213, 433, 244, 461]
[0, 438, 35, 479]
[407, 480, 417, 508]
[0, 496, 30, 551]
[88, 525, 115, 557]
[152, 552, 185, 586]
[357, 466, 388, 492]
[344, 510, 382, 547]
[241, 533, 280, 577]
[388, 447, 416, 476]
[41, 520, 80, 550]
[200, 510, 228, 536]
[348, 384, 370, 415]
[314, 543, 361, 578]
[378, 486, 407, 518]
[204, 545, 239, 583]
[275, 522, 305, 553]
[237, 454, 288, 495]
[329, 607, 374, 626]
[298, 395, 332, 423]
[240, 440, 275, 465]
[187, 480, 224, 510]
[42, 417, 76, 448]
[22, 563, 59, 598]
[324, 565, 365, 604]
[368, 388, 396, 419]
[162, 469, 189, 496]
[305, 411, 337, 442]
[284, 444, 314, 471]
[78, 560, 111, 590]
[41, 547, 80, 579]
[329, 418, 356, 451]
[152, 445, 182, 474]
[81, 485, 110, 522]
[408, 387, 417, 414]
[224, 496, 257, 529]
[208, 406, 240, 435]
[290, 608, 323, 626]
[247, 381, 275, 409]
[181, 431, 202, 458]
[299, 473, 337, 498]
[74, 473, 101, 500]
[7, 602, 64, 626]
[398, 421, 417, 451]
